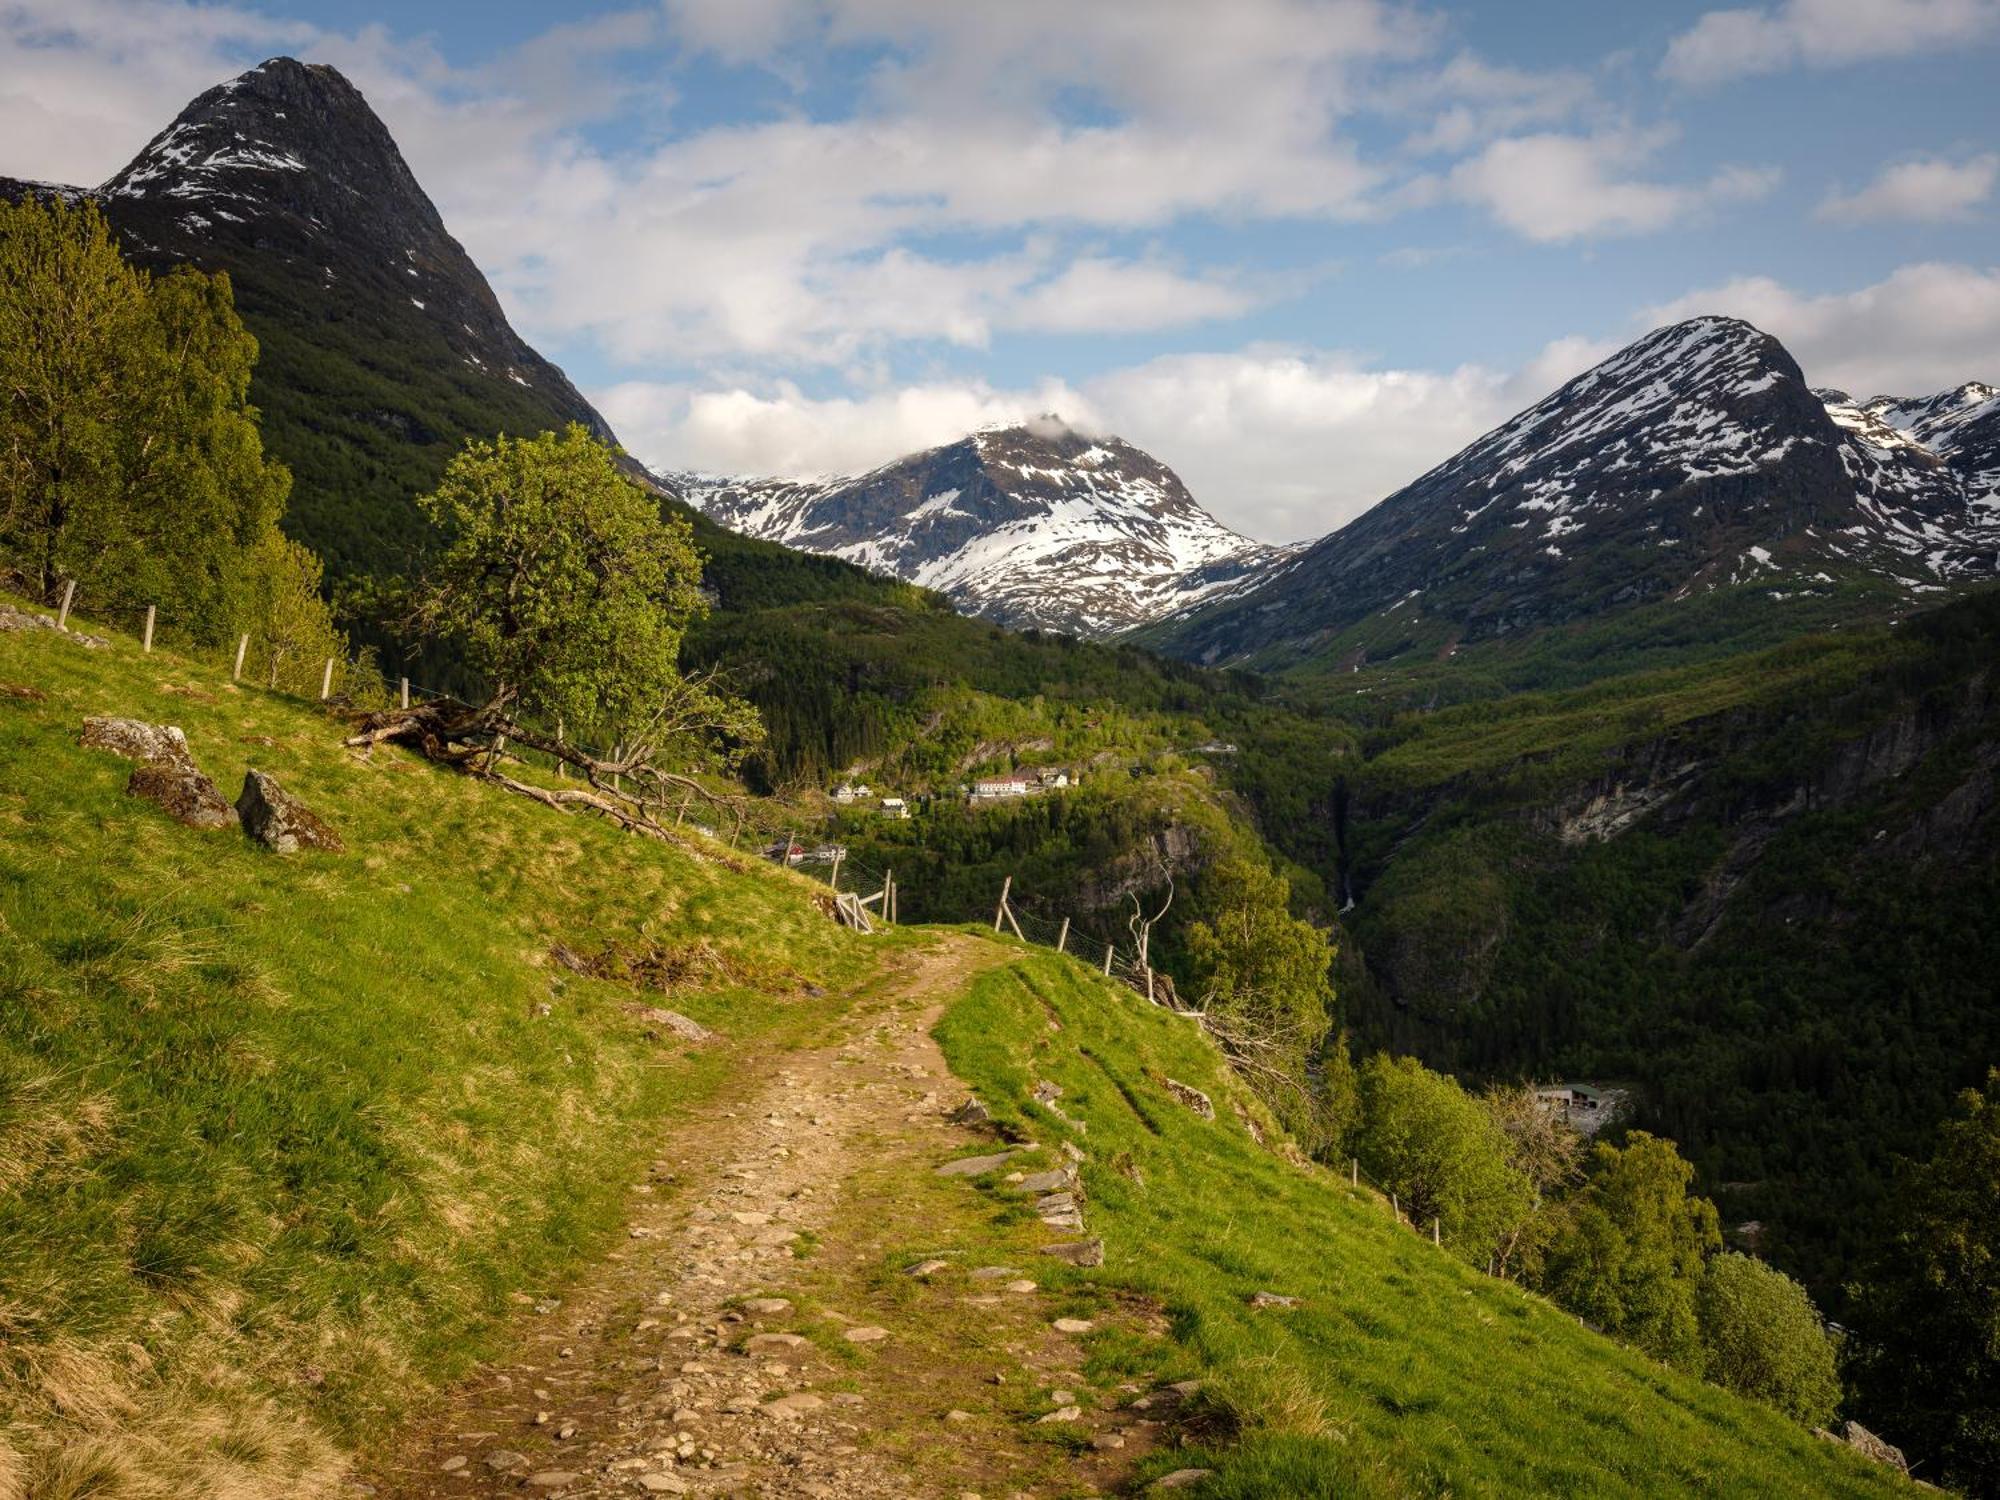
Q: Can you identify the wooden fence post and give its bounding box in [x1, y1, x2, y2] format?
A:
[993, 875, 1012, 933]
[828, 848, 842, 889]
[400, 676, 411, 709]
[1351, 1158, 1359, 1187]
[233, 633, 249, 680]
[320, 657, 334, 701]
[56, 579, 75, 631]
[142, 604, 155, 653]
[1433, 1218, 1441, 1247]
[885, 869, 895, 923]
[1103, 943, 1114, 976]
[677, 791, 692, 827]
[1145, 965, 1155, 1005]
[1056, 917, 1069, 954]
[1391, 1193, 1399, 1222]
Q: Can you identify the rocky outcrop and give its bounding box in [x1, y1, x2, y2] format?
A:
[79, 716, 235, 829]
[1823, 1420, 1908, 1474]
[1074, 822, 1209, 910]
[1162, 1078, 1214, 1120]
[1, 603, 107, 647]
[235, 769, 343, 852]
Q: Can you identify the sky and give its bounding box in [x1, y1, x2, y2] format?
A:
[3, 0, 1998, 542]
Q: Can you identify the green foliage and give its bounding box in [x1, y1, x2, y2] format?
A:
[242, 529, 369, 698]
[1353, 1054, 1532, 1267]
[0, 196, 292, 645]
[1333, 589, 2000, 1314]
[1849, 1070, 2000, 1494]
[1542, 1133, 1721, 1372]
[1315, 1033, 1360, 1160]
[1182, 855, 1335, 1139]
[410, 426, 751, 755]
[1482, 1081, 1588, 1283]
[1697, 1253, 1840, 1426]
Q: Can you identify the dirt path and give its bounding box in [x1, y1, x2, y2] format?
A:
[358, 935, 1181, 1500]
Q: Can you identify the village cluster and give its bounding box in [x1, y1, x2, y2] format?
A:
[830, 766, 1076, 819]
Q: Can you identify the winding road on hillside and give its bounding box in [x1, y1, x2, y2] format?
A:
[360, 937, 1187, 1499]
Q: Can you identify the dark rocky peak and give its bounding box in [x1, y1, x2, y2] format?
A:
[105, 59, 431, 234]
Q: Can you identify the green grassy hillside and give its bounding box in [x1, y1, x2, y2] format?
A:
[0, 600, 895, 1495]
[935, 950, 1906, 1496]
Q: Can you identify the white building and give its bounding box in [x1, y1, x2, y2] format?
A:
[970, 779, 1029, 801]
[880, 796, 910, 819]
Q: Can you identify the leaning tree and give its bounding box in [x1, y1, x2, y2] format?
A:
[347, 425, 762, 836]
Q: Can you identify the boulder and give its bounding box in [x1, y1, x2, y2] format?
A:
[235, 769, 343, 852]
[1838, 1421, 1909, 1473]
[1163, 1077, 1215, 1120]
[1041, 1239, 1105, 1267]
[81, 716, 195, 766]
[950, 1096, 992, 1126]
[126, 762, 237, 829]
[936, 1148, 1021, 1177]
[80, 717, 236, 829]
[1018, 1165, 1078, 1195]
[1, 603, 106, 646]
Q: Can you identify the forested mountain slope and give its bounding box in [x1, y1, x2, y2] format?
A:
[1326, 588, 2000, 1306]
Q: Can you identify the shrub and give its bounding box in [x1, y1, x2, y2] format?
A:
[1696, 1252, 1840, 1425]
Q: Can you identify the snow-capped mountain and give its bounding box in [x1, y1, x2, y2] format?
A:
[682, 422, 1286, 636]
[1151, 316, 2000, 667]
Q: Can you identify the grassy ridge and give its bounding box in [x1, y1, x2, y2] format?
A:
[0, 605, 888, 1495]
[935, 950, 1907, 1497]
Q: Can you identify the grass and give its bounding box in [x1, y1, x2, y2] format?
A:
[933, 950, 1913, 1497]
[0, 600, 896, 1495]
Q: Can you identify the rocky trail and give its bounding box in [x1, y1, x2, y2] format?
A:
[359, 936, 1203, 1500]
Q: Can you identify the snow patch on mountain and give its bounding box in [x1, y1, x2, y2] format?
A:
[683, 422, 1286, 636]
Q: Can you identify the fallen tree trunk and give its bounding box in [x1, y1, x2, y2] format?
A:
[344, 699, 744, 841]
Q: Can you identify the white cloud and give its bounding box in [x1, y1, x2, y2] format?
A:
[1817, 154, 1999, 224]
[1448, 132, 1777, 242]
[1662, 0, 2000, 86]
[1387, 53, 1598, 156]
[601, 335, 1613, 542]
[1646, 262, 2000, 395]
[0, 0, 312, 185]
[598, 375, 1096, 481]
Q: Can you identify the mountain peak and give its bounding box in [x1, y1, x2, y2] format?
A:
[103, 58, 437, 243]
[686, 428, 1282, 636]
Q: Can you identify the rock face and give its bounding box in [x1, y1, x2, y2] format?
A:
[684, 422, 1286, 637]
[1153, 317, 2000, 668]
[79, 717, 235, 828]
[235, 769, 343, 852]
